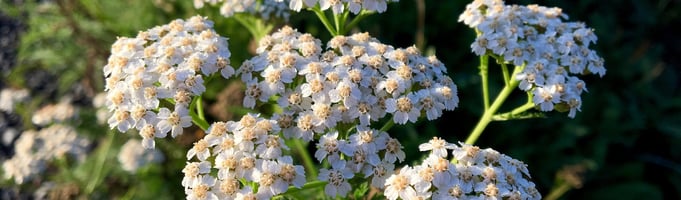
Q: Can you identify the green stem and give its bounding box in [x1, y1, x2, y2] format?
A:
[310, 7, 337, 36]
[341, 9, 350, 27]
[334, 12, 342, 35]
[336, 123, 355, 139]
[490, 54, 510, 85]
[166, 98, 208, 130]
[233, 14, 273, 41]
[234, 14, 261, 39]
[86, 131, 115, 194]
[344, 10, 373, 35]
[545, 182, 572, 200]
[491, 101, 535, 121]
[480, 54, 490, 111]
[500, 61, 510, 85]
[293, 139, 317, 179]
[281, 181, 327, 195]
[380, 119, 395, 132]
[189, 96, 209, 131]
[464, 65, 524, 145]
[197, 96, 206, 121]
[189, 108, 209, 131]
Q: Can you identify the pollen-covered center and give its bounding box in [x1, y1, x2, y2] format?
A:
[396, 97, 413, 112]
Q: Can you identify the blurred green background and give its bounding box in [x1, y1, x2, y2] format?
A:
[1, 0, 680, 199]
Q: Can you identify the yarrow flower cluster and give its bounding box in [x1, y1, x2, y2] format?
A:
[91, 1, 604, 199]
[239, 26, 458, 141]
[289, 0, 398, 14]
[2, 125, 91, 184]
[182, 114, 305, 200]
[384, 137, 541, 200]
[103, 16, 234, 149]
[316, 126, 406, 197]
[459, 0, 605, 117]
[193, 0, 291, 20]
[31, 98, 78, 126]
[0, 88, 28, 112]
[117, 139, 165, 173]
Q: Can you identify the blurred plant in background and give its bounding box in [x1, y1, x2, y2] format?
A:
[1, 0, 680, 199]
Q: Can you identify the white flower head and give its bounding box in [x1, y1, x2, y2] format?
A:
[460, 0, 605, 118]
[118, 139, 164, 172]
[387, 139, 541, 200]
[0, 88, 28, 112]
[183, 114, 306, 199]
[194, 0, 291, 20]
[186, 175, 218, 200]
[315, 131, 352, 166]
[2, 125, 90, 184]
[289, 0, 396, 14]
[103, 16, 234, 148]
[238, 28, 458, 131]
[384, 166, 418, 200]
[31, 99, 77, 126]
[418, 137, 456, 158]
[318, 160, 355, 198]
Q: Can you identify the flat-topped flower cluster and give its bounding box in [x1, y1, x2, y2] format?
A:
[103, 16, 234, 148]
[194, 0, 400, 19]
[239, 26, 458, 141]
[385, 137, 541, 200]
[288, 0, 399, 14]
[182, 114, 410, 199]
[182, 114, 305, 200]
[92, 2, 583, 196]
[31, 98, 77, 126]
[118, 139, 165, 173]
[193, 0, 291, 20]
[2, 125, 90, 184]
[459, 0, 606, 117]
[315, 126, 406, 197]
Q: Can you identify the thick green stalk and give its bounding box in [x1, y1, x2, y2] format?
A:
[233, 14, 273, 41]
[189, 109, 209, 131]
[465, 65, 524, 145]
[501, 61, 510, 85]
[310, 7, 337, 36]
[491, 101, 536, 121]
[545, 182, 572, 200]
[341, 9, 350, 30]
[343, 10, 372, 35]
[480, 55, 490, 111]
[197, 95, 205, 121]
[490, 54, 510, 85]
[334, 12, 343, 35]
